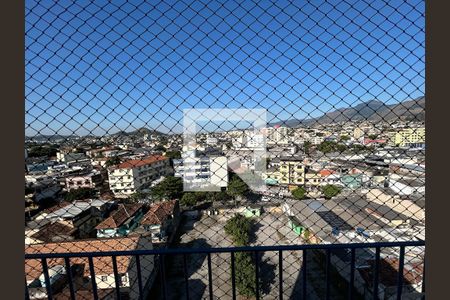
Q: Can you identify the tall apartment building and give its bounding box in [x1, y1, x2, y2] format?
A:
[388, 127, 425, 148]
[173, 153, 228, 190]
[264, 126, 290, 145]
[108, 155, 172, 197]
[262, 156, 305, 186]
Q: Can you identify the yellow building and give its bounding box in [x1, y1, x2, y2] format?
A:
[353, 127, 365, 140]
[262, 157, 305, 185]
[304, 172, 323, 187]
[389, 127, 425, 147]
[279, 158, 305, 185]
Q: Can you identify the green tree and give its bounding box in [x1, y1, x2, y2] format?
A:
[291, 186, 307, 200]
[224, 214, 257, 298]
[28, 145, 58, 158]
[127, 191, 148, 203]
[180, 192, 197, 207]
[153, 144, 166, 152]
[227, 175, 249, 201]
[151, 176, 183, 200]
[336, 143, 347, 153]
[368, 134, 378, 140]
[105, 156, 121, 167]
[165, 150, 181, 159]
[340, 135, 351, 142]
[224, 214, 253, 246]
[303, 141, 312, 155]
[235, 252, 257, 298]
[206, 191, 230, 202]
[322, 184, 342, 199]
[317, 141, 347, 154]
[350, 144, 368, 154]
[64, 188, 96, 202]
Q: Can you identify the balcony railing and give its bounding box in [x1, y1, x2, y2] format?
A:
[25, 240, 424, 300]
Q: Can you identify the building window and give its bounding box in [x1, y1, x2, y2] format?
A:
[101, 275, 108, 282]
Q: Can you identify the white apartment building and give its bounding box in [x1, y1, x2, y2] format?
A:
[108, 155, 172, 197]
[206, 137, 218, 145]
[173, 154, 228, 190]
[310, 136, 324, 145]
[265, 126, 290, 145]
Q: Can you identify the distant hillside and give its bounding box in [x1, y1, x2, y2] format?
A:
[270, 96, 425, 127]
[110, 127, 167, 137]
[25, 134, 80, 142]
[26, 127, 167, 141]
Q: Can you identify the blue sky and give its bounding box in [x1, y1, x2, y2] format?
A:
[25, 0, 425, 136]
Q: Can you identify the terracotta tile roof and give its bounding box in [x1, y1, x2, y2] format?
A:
[359, 257, 423, 287]
[115, 155, 168, 169]
[319, 169, 335, 177]
[95, 203, 143, 230]
[43, 201, 72, 214]
[30, 221, 76, 243]
[25, 236, 144, 282]
[55, 288, 115, 300]
[140, 200, 178, 225]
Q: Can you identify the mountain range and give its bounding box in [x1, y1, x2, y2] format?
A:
[270, 96, 425, 127]
[26, 97, 425, 139]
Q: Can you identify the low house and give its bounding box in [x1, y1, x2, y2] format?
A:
[305, 171, 323, 188]
[65, 170, 103, 191]
[31, 200, 114, 238]
[358, 257, 424, 299]
[288, 216, 304, 236]
[341, 174, 363, 189]
[26, 176, 62, 203]
[261, 167, 281, 185]
[96, 203, 145, 238]
[25, 236, 156, 300]
[138, 200, 180, 243]
[321, 173, 343, 186]
[242, 206, 261, 218]
[26, 221, 76, 245]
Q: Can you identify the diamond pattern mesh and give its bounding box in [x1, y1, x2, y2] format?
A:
[25, 0, 425, 299]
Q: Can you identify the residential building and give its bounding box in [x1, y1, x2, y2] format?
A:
[65, 169, 103, 191]
[353, 127, 365, 140]
[137, 200, 180, 242]
[264, 126, 290, 145]
[26, 179, 62, 203]
[56, 152, 90, 164]
[310, 136, 324, 145]
[30, 199, 114, 238]
[358, 257, 424, 299]
[25, 236, 156, 300]
[96, 203, 145, 238]
[304, 171, 323, 188]
[108, 155, 172, 197]
[388, 127, 425, 148]
[278, 157, 305, 185]
[86, 147, 117, 158]
[25, 221, 76, 245]
[261, 167, 281, 185]
[206, 137, 218, 145]
[173, 154, 228, 190]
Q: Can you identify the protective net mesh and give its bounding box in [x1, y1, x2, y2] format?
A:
[25, 0, 425, 299]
